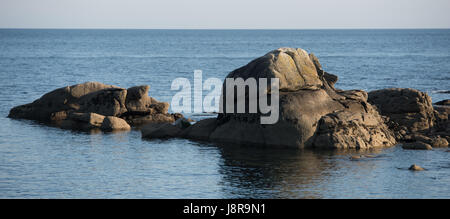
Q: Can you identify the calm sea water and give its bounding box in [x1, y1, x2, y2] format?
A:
[0, 29, 449, 198]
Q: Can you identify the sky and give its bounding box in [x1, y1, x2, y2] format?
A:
[0, 0, 449, 29]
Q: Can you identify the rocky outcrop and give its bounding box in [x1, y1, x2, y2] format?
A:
[368, 88, 449, 146]
[8, 82, 180, 132]
[171, 48, 396, 149]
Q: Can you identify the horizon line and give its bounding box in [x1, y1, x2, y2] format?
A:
[1, 27, 449, 31]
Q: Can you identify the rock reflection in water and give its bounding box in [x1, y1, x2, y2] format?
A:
[215, 144, 386, 198]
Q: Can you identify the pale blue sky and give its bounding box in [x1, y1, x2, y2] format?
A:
[1, 0, 449, 29]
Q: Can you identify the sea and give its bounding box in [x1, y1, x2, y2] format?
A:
[0, 29, 449, 198]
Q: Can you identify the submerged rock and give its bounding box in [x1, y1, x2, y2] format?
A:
[402, 141, 433, 150]
[182, 48, 396, 149]
[141, 123, 182, 139]
[8, 82, 180, 132]
[350, 155, 363, 160]
[409, 164, 425, 171]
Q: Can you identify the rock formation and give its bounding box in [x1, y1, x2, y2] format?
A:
[368, 88, 435, 136]
[144, 48, 397, 149]
[368, 89, 449, 149]
[10, 48, 447, 150]
[8, 82, 179, 131]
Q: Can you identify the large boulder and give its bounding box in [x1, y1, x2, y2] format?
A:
[314, 105, 395, 149]
[125, 85, 153, 113]
[368, 88, 449, 141]
[184, 48, 396, 149]
[225, 48, 323, 92]
[8, 82, 180, 131]
[368, 88, 435, 135]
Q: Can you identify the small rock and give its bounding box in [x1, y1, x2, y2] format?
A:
[350, 155, 362, 160]
[100, 116, 131, 131]
[409, 164, 425, 171]
[402, 141, 433, 150]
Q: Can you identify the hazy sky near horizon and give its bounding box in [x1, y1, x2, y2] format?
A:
[1, 0, 449, 29]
